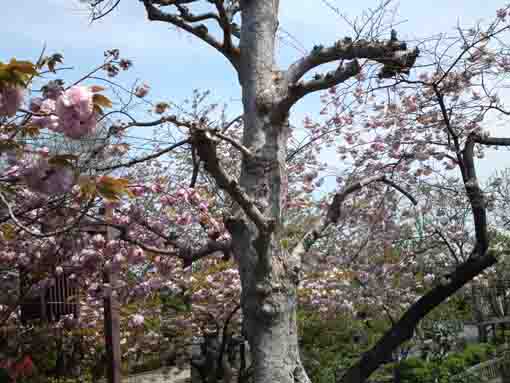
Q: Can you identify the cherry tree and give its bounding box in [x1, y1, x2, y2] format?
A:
[6, 2, 510, 383]
[0, 52, 195, 373]
[67, 1, 510, 382]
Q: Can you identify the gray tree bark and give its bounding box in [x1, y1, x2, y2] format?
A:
[233, 2, 306, 382]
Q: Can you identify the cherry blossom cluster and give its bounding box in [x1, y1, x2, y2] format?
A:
[30, 85, 98, 139]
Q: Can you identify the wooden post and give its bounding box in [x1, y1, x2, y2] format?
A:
[103, 207, 122, 383]
[502, 349, 510, 383]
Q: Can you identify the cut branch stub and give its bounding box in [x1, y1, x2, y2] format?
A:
[287, 35, 420, 85]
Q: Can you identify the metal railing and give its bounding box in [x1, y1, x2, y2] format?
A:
[451, 356, 504, 382]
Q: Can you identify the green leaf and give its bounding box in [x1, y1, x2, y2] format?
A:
[6, 59, 38, 75]
[0, 139, 20, 152]
[97, 176, 130, 201]
[47, 53, 64, 73]
[1, 223, 16, 241]
[93, 104, 104, 116]
[48, 154, 78, 167]
[93, 93, 113, 108]
[21, 124, 41, 138]
[280, 238, 290, 249]
[90, 85, 106, 93]
[0, 59, 38, 87]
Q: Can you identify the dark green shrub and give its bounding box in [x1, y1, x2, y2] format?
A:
[398, 357, 434, 383]
[396, 342, 497, 383]
[441, 355, 466, 376]
[462, 343, 493, 365]
[0, 369, 11, 383]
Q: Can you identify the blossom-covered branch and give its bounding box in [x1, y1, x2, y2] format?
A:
[291, 175, 417, 260]
[82, 218, 231, 266]
[211, 129, 253, 158]
[95, 139, 189, 171]
[339, 247, 507, 383]
[0, 190, 92, 238]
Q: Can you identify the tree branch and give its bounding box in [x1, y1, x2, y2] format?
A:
[434, 228, 461, 264]
[142, 0, 240, 70]
[0, 191, 92, 238]
[149, 0, 199, 5]
[280, 33, 418, 112]
[221, 114, 243, 133]
[461, 132, 510, 256]
[280, 59, 361, 110]
[175, 5, 220, 23]
[191, 127, 270, 233]
[95, 139, 189, 171]
[338, 131, 510, 382]
[189, 145, 200, 188]
[217, 303, 241, 380]
[474, 135, 510, 146]
[82, 218, 230, 266]
[286, 36, 418, 84]
[291, 175, 417, 260]
[462, 134, 489, 256]
[212, 130, 253, 158]
[211, 0, 234, 50]
[338, 248, 505, 383]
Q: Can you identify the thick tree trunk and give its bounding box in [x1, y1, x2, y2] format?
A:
[227, 2, 309, 383]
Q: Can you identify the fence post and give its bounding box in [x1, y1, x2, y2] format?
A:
[501, 351, 510, 383]
[103, 206, 122, 383]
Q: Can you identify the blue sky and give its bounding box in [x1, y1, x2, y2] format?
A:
[2, 0, 510, 180]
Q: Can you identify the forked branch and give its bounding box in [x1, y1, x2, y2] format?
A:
[291, 175, 417, 260]
[142, 0, 240, 69]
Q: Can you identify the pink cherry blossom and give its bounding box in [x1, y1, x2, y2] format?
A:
[128, 247, 145, 264]
[176, 214, 192, 225]
[36, 147, 50, 157]
[113, 252, 126, 264]
[42, 80, 64, 100]
[134, 83, 150, 98]
[131, 186, 145, 197]
[32, 115, 60, 131]
[131, 314, 145, 326]
[55, 86, 97, 139]
[0, 85, 24, 117]
[91, 234, 106, 249]
[160, 195, 177, 206]
[150, 183, 163, 193]
[24, 159, 75, 195]
[29, 97, 43, 112]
